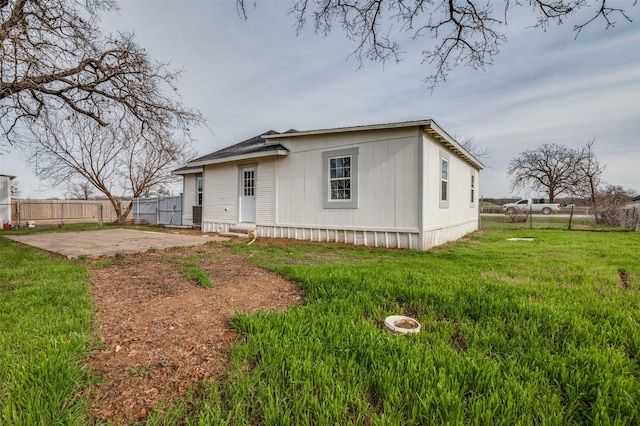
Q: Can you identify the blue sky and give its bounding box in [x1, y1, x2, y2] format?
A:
[2, 0, 638, 199]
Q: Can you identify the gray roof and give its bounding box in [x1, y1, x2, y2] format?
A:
[177, 120, 483, 172]
[188, 130, 288, 164]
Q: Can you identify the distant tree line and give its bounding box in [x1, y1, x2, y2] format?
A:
[506, 141, 637, 227]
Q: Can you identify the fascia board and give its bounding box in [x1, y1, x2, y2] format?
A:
[186, 150, 289, 167]
[263, 120, 433, 140]
[263, 119, 484, 170]
[171, 167, 203, 176]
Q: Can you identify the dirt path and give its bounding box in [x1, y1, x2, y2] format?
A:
[84, 242, 302, 424]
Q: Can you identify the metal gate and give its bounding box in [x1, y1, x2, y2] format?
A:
[132, 196, 183, 225]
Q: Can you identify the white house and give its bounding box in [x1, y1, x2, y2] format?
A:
[0, 174, 15, 227]
[173, 120, 484, 250]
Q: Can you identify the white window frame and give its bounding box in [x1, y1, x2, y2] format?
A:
[196, 174, 203, 206]
[322, 147, 359, 209]
[439, 152, 449, 209]
[470, 171, 476, 208]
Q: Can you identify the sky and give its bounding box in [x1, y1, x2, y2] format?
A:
[2, 0, 639, 199]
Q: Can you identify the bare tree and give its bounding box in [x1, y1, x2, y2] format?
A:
[238, 0, 635, 86]
[575, 139, 604, 206]
[456, 134, 491, 160]
[66, 181, 95, 200]
[10, 178, 19, 197]
[0, 0, 203, 149]
[507, 143, 583, 202]
[594, 184, 637, 227]
[24, 112, 195, 223]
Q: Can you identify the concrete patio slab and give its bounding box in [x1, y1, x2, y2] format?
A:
[5, 229, 228, 258]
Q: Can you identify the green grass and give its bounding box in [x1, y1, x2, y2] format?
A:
[149, 229, 640, 425]
[2, 226, 639, 425]
[181, 264, 213, 288]
[480, 213, 623, 231]
[0, 237, 94, 425]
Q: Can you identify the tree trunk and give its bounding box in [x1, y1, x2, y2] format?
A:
[106, 196, 132, 224]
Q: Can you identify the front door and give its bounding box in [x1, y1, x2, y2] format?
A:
[239, 166, 256, 223]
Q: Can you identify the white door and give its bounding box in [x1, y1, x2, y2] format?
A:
[240, 166, 256, 223]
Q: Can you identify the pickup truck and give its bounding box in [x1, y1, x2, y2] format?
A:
[502, 198, 561, 215]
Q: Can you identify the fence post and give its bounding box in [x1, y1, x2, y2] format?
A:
[568, 205, 574, 230]
[529, 204, 533, 230]
[14, 202, 19, 228]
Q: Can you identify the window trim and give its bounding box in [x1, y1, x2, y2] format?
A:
[196, 174, 203, 206]
[242, 168, 256, 197]
[439, 152, 449, 209]
[470, 171, 476, 208]
[322, 147, 359, 209]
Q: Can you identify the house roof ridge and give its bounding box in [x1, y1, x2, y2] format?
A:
[183, 130, 289, 167]
[262, 119, 434, 139]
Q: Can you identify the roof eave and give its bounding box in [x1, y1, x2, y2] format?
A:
[171, 167, 204, 176]
[424, 122, 485, 170]
[263, 120, 434, 140]
[187, 149, 289, 167]
[264, 120, 484, 170]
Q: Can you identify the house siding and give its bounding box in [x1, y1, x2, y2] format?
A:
[0, 175, 11, 225]
[199, 158, 278, 233]
[256, 158, 277, 225]
[182, 174, 197, 226]
[274, 128, 420, 231]
[201, 163, 238, 232]
[421, 130, 480, 249]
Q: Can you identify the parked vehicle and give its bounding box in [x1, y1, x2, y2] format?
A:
[502, 198, 561, 215]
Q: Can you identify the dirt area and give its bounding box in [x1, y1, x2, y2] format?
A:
[84, 240, 302, 424]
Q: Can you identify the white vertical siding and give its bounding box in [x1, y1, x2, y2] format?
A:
[0, 176, 11, 225]
[274, 128, 421, 231]
[421, 131, 480, 249]
[257, 224, 419, 249]
[202, 163, 239, 232]
[256, 158, 277, 225]
[200, 159, 278, 232]
[181, 174, 197, 225]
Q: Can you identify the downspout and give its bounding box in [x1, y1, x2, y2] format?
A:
[417, 125, 425, 250]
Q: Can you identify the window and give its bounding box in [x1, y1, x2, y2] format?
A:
[470, 173, 475, 205]
[439, 153, 449, 208]
[329, 156, 351, 200]
[322, 147, 359, 209]
[196, 174, 203, 206]
[243, 169, 255, 196]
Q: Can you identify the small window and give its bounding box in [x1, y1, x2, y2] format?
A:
[470, 173, 475, 205]
[322, 147, 359, 209]
[243, 170, 255, 196]
[440, 153, 449, 208]
[196, 175, 203, 206]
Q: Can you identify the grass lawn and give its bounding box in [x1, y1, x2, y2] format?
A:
[0, 237, 93, 425]
[1, 226, 639, 424]
[480, 213, 619, 231]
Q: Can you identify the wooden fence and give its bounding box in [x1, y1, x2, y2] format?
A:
[10, 199, 123, 227]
